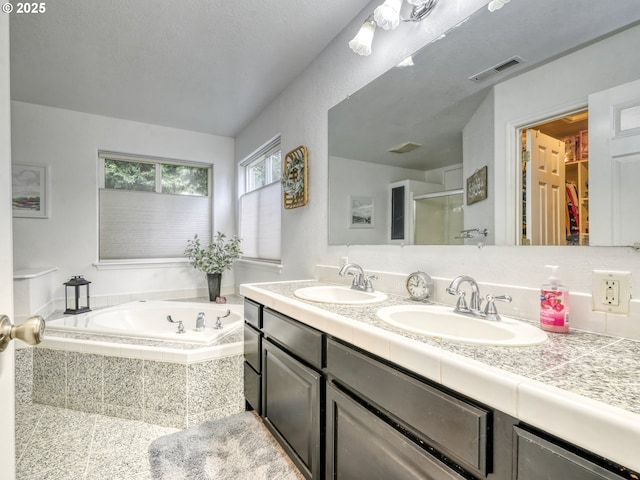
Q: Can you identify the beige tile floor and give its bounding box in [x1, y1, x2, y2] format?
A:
[16, 403, 180, 480]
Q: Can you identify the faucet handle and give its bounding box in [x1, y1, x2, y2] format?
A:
[364, 275, 378, 292]
[483, 294, 512, 320]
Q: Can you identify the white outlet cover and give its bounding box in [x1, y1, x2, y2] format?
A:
[592, 270, 632, 315]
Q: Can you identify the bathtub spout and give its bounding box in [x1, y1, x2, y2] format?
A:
[196, 312, 206, 332]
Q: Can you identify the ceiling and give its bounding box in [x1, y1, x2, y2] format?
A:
[9, 0, 372, 137]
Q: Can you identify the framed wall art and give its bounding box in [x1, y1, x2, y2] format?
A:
[12, 163, 49, 218]
[349, 195, 374, 228]
[282, 145, 308, 209]
[466, 166, 488, 206]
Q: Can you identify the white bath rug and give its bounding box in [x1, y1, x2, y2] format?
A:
[148, 411, 305, 480]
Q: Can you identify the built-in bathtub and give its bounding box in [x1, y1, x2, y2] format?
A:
[25, 300, 245, 428]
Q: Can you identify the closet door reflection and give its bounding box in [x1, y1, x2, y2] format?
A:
[414, 191, 464, 245]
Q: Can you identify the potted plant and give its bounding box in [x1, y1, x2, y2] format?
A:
[184, 232, 242, 302]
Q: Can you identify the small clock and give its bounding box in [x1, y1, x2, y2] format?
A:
[406, 271, 433, 302]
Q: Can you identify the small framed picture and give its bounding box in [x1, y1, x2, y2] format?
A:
[466, 166, 488, 205]
[12, 164, 49, 218]
[349, 195, 374, 228]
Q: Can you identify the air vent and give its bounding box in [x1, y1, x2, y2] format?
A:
[469, 56, 525, 83]
[389, 142, 422, 154]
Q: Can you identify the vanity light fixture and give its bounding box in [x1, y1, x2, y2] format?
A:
[487, 0, 510, 12]
[374, 0, 403, 31]
[349, 0, 438, 56]
[349, 16, 377, 56]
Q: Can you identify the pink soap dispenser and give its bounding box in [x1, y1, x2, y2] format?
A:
[540, 265, 570, 333]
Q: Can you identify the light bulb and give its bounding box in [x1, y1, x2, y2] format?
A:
[373, 0, 403, 31]
[488, 0, 510, 12]
[349, 20, 376, 56]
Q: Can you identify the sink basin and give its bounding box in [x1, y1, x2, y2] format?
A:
[294, 286, 387, 305]
[376, 304, 547, 346]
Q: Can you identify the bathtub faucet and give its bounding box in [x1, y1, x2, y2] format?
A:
[196, 312, 206, 332]
[215, 309, 231, 329]
[166, 315, 185, 334]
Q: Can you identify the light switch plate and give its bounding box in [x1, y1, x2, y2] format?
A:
[592, 270, 632, 315]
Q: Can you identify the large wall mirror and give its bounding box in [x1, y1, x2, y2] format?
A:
[328, 0, 640, 246]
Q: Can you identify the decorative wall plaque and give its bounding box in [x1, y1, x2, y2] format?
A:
[466, 166, 488, 205]
[282, 145, 308, 209]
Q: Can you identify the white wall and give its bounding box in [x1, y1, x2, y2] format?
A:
[329, 156, 427, 245]
[234, 1, 640, 333]
[11, 102, 235, 305]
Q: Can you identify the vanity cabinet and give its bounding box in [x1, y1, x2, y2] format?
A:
[326, 382, 466, 480]
[243, 299, 262, 413]
[261, 308, 325, 480]
[513, 427, 626, 480]
[243, 298, 635, 480]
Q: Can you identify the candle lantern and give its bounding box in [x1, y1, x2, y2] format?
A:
[64, 276, 92, 315]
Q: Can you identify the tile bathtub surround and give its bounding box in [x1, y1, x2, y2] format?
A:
[32, 347, 244, 429]
[16, 403, 179, 480]
[315, 264, 640, 341]
[15, 346, 33, 405]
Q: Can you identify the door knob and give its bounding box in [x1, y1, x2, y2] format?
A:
[0, 314, 45, 352]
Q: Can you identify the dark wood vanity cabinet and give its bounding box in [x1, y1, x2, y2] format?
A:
[261, 308, 324, 480]
[243, 299, 634, 480]
[243, 299, 262, 413]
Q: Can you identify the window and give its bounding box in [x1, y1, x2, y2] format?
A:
[239, 138, 282, 262]
[98, 152, 212, 262]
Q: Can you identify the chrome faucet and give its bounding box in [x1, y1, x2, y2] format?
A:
[195, 311, 206, 332]
[446, 276, 512, 321]
[215, 309, 231, 329]
[446, 275, 482, 314]
[338, 263, 377, 292]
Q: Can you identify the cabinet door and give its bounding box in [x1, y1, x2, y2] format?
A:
[262, 339, 322, 480]
[326, 382, 465, 480]
[514, 427, 623, 480]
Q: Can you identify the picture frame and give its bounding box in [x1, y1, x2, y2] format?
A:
[466, 166, 488, 205]
[349, 195, 374, 228]
[12, 163, 49, 218]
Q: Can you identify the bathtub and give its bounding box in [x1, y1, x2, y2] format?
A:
[46, 300, 243, 345]
[31, 300, 246, 428]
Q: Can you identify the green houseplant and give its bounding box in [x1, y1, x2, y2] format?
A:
[184, 232, 242, 301]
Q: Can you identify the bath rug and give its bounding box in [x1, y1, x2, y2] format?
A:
[148, 411, 305, 480]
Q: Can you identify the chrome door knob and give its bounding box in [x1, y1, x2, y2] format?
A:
[0, 314, 45, 352]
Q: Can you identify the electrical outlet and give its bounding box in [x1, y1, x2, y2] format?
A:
[339, 256, 349, 268]
[592, 270, 632, 315]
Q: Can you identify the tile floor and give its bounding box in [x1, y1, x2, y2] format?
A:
[16, 403, 180, 480]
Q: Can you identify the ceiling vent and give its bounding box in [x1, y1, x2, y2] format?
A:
[469, 56, 525, 83]
[389, 142, 422, 154]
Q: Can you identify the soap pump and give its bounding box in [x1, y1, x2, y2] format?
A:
[539, 265, 569, 333]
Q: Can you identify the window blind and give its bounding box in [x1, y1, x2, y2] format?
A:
[99, 189, 211, 260]
[239, 182, 281, 261]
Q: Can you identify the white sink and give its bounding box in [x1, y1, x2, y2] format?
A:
[294, 286, 388, 305]
[376, 304, 547, 346]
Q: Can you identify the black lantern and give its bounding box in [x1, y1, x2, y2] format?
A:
[64, 276, 91, 315]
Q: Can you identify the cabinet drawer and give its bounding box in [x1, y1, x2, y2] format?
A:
[263, 308, 323, 369]
[244, 298, 261, 329]
[326, 382, 466, 480]
[244, 323, 261, 372]
[327, 339, 489, 476]
[514, 427, 623, 480]
[243, 361, 261, 414]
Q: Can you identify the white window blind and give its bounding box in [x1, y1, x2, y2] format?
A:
[99, 189, 211, 260]
[239, 182, 281, 261]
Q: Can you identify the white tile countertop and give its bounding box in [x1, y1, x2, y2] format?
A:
[239, 280, 640, 474]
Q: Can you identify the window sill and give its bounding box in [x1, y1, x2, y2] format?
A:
[93, 259, 190, 270]
[235, 258, 283, 273]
